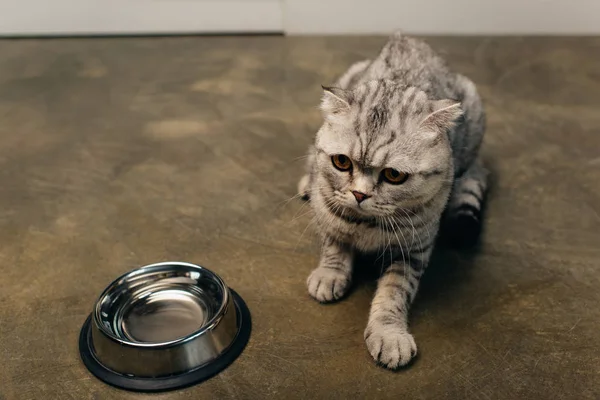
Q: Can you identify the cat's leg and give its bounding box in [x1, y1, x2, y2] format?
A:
[445, 158, 489, 247]
[307, 237, 353, 303]
[364, 250, 431, 369]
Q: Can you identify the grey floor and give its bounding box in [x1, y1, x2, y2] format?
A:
[0, 35, 599, 399]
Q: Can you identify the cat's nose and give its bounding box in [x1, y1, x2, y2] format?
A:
[352, 191, 371, 203]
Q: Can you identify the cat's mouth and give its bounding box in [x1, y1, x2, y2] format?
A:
[347, 204, 372, 216]
[326, 202, 378, 224]
[338, 202, 378, 219]
[343, 201, 400, 219]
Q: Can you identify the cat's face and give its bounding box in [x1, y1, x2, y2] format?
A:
[313, 81, 461, 219]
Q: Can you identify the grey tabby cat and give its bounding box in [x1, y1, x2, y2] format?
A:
[298, 32, 488, 369]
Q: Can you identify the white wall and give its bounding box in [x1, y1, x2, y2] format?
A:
[284, 0, 600, 35]
[1, 0, 599, 36]
[0, 0, 282, 35]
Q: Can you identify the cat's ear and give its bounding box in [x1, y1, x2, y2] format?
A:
[420, 99, 463, 132]
[320, 85, 353, 116]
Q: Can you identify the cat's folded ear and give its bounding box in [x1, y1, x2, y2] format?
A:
[320, 86, 353, 117]
[420, 99, 463, 132]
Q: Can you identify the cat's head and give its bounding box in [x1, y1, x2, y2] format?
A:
[313, 80, 461, 219]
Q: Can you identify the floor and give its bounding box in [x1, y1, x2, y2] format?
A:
[0, 35, 599, 400]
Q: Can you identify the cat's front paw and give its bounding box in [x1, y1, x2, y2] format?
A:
[364, 322, 417, 369]
[306, 267, 350, 303]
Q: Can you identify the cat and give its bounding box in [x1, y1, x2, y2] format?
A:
[298, 31, 488, 369]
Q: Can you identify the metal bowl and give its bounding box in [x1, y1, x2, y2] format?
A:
[79, 262, 251, 392]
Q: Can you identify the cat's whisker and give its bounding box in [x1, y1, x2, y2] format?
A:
[390, 216, 413, 279]
[374, 216, 389, 265]
[291, 208, 315, 223]
[402, 207, 432, 243]
[278, 184, 340, 217]
[294, 212, 323, 252]
[381, 218, 393, 276]
[387, 216, 408, 278]
[275, 192, 305, 209]
[397, 209, 420, 254]
[291, 199, 313, 221]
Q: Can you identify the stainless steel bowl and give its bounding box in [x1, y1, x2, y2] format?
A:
[79, 262, 251, 392]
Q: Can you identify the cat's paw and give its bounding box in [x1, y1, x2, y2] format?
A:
[306, 267, 350, 303]
[364, 323, 417, 369]
[297, 174, 310, 200]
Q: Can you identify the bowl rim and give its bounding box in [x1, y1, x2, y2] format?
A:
[93, 261, 230, 349]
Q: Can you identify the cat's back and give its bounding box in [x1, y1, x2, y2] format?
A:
[359, 33, 458, 99]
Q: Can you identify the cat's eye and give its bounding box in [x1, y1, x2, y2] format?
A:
[381, 168, 409, 184]
[331, 155, 352, 171]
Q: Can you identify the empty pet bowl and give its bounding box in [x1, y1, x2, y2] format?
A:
[78, 262, 251, 392]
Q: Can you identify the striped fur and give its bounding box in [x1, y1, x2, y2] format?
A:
[298, 32, 488, 369]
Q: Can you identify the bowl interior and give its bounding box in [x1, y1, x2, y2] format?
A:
[120, 287, 211, 343]
[95, 263, 228, 345]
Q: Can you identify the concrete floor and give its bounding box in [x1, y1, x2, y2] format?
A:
[0, 35, 599, 400]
